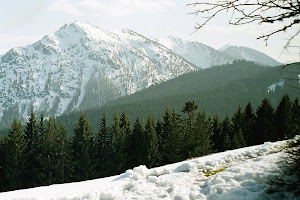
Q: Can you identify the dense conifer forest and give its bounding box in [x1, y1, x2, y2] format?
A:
[0, 94, 299, 192]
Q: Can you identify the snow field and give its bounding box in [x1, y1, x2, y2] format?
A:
[0, 140, 292, 200]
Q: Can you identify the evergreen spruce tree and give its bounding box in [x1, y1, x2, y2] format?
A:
[36, 113, 47, 180]
[3, 119, 27, 190]
[37, 116, 59, 185]
[181, 100, 198, 157]
[161, 108, 172, 165]
[165, 110, 183, 163]
[120, 110, 133, 170]
[96, 113, 113, 177]
[211, 115, 222, 151]
[55, 123, 73, 183]
[231, 106, 247, 149]
[291, 98, 300, 137]
[72, 111, 96, 181]
[242, 102, 256, 146]
[155, 120, 163, 160]
[231, 106, 243, 136]
[143, 114, 161, 168]
[254, 98, 275, 144]
[0, 136, 7, 192]
[111, 112, 127, 174]
[223, 133, 231, 151]
[220, 116, 231, 151]
[133, 117, 144, 167]
[274, 94, 292, 140]
[237, 128, 246, 148]
[24, 110, 40, 188]
[190, 111, 212, 157]
[231, 133, 240, 149]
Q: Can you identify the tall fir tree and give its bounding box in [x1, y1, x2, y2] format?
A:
[143, 114, 161, 168]
[72, 111, 96, 181]
[3, 119, 27, 190]
[181, 100, 198, 158]
[231, 106, 243, 135]
[220, 116, 232, 151]
[96, 113, 113, 177]
[242, 102, 256, 146]
[254, 98, 275, 144]
[238, 128, 246, 148]
[231, 133, 240, 149]
[165, 110, 183, 163]
[0, 136, 7, 192]
[111, 112, 127, 174]
[274, 94, 292, 140]
[38, 116, 59, 185]
[231, 106, 246, 149]
[190, 111, 213, 157]
[291, 98, 300, 137]
[120, 110, 134, 170]
[211, 115, 222, 151]
[161, 108, 172, 165]
[133, 117, 144, 167]
[223, 133, 231, 151]
[24, 110, 40, 188]
[155, 120, 164, 161]
[55, 123, 73, 183]
[36, 113, 47, 180]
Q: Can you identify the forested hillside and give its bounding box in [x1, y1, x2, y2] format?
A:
[53, 61, 300, 133]
[0, 95, 299, 192]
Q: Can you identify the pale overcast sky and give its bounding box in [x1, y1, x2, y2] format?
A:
[0, 0, 299, 63]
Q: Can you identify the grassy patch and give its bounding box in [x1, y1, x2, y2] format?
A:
[203, 167, 227, 177]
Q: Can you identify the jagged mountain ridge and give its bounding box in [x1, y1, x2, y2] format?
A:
[219, 45, 281, 67]
[159, 36, 235, 69]
[0, 21, 196, 125]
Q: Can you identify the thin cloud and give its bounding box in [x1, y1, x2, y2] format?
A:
[48, 0, 176, 17]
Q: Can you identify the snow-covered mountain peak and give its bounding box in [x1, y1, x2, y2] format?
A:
[0, 22, 195, 125]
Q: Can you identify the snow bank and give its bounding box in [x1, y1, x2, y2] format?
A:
[0, 140, 293, 200]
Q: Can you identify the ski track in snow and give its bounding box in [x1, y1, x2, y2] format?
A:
[1, 139, 296, 200]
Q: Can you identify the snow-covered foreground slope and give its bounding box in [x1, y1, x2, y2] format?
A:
[1, 139, 295, 200]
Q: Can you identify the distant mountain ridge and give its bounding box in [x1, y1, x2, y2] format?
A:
[0, 21, 281, 127]
[219, 45, 281, 67]
[159, 36, 235, 69]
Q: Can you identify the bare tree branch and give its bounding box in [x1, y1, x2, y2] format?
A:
[187, 0, 300, 48]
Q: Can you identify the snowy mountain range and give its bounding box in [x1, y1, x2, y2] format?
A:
[0, 21, 281, 126]
[159, 36, 235, 69]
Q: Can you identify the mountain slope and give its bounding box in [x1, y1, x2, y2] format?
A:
[0, 21, 195, 126]
[219, 45, 281, 67]
[0, 139, 293, 200]
[53, 61, 299, 134]
[160, 36, 235, 68]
